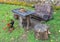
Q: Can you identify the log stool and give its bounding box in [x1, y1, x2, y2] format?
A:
[34, 23, 49, 40]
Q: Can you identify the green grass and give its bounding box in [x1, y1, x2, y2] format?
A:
[0, 4, 60, 42]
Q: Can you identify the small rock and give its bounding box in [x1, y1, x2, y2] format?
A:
[54, 12, 56, 14]
[51, 40, 53, 42]
[59, 30, 60, 32]
[11, 37, 14, 40]
[22, 34, 26, 37]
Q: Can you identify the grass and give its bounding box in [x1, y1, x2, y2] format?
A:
[0, 4, 60, 42]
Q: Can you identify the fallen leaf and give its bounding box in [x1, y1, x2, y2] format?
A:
[2, 20, 5, 22]
[7, 23, 10, 27]
[3, 28, 6, 30]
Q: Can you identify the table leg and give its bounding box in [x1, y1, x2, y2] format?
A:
[19, 16, 23, 27]
[26, 16, 30, 30]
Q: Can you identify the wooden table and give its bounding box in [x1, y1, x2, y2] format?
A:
[12, 8, 35, 30]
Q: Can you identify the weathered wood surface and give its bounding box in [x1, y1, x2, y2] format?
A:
[35, 31, 48, 40]
[34, 23, 49, 40]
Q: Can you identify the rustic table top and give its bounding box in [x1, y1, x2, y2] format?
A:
[12, 8, 35, 17]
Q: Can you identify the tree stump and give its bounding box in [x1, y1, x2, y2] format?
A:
[34, 23, 49, 40]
